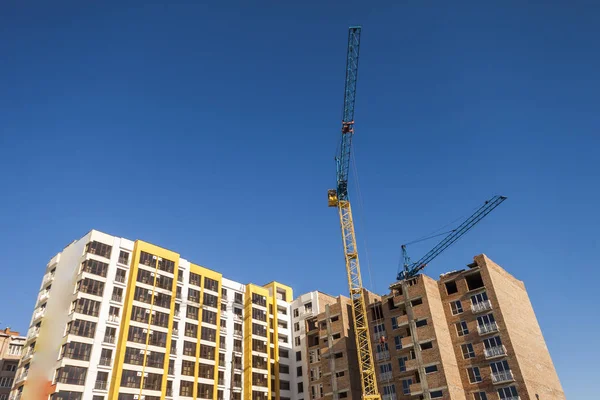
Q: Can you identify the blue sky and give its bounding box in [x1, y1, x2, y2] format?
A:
[1, 0, 598, 397]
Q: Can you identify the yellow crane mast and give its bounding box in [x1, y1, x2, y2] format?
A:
[328, 26, 380, 400]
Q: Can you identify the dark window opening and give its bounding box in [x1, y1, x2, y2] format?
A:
[410, 298, 423, 307]
[445, 281, 458, 295]
[465, 272, 485, 291]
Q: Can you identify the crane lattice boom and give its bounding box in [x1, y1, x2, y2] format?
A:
[399, 195, 507, 280]
[328, 26, 380, 400]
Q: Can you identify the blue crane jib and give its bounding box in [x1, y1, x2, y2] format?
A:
[398, 195, 507, 280]
[329, 26, 361, 207]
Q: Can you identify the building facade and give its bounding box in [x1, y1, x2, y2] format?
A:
[10, 230, 295, 400]
[1, 328, 26, 400]
[363, 254, 565, 400]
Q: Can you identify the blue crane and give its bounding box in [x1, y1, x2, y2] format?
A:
[398, 195, 507, 281]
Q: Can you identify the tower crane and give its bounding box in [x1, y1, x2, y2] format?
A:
[328, 26, 380, 400]
[397, 195, 507, 281]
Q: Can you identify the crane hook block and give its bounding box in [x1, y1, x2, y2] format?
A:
[328, 189, 339, 207]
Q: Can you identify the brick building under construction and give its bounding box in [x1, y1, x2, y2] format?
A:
[302, 255, 565, 400]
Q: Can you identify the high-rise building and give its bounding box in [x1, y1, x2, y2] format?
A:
[10, 230, 295, 400]
[364, 254, 565, 400]
[1, 328, 26, 399]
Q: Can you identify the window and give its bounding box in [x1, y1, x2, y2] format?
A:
[483, 335, 503, 350]
[465, 272, 485, 291]
[430, 391, 443, 399]
[497, 386, 518, 399]
[252, 307, 267, 322]
[297, 382, 304, 393]
[184, 341, 196, 356]
[477, 313, 496, 331]
[445, 280, 458, 294]
[118, 250, 129, 265]
[86, 241, 112, 258]
[471, 291, 488, 305]
[401, 379, 412, 395]
[189, 272, 201, 286]
[456, 321, 469, 336]
[205, 277, 219, 292]
[56, 366, 87, 385]
[180, 381, 194, 397]
[296, 351, 302, 361]
[252, 293, 267, 307]
[467, 367, 482, 383]
[204, 292, 218, 307]
[252, 339, 267, 353]
[202, 310, 217, 324]
[420, 341, 433, 350]
[197, 383, 213, 399]
[234, 292, 243, 304]
[157, 257, 175, 273]
[81, 259, 108, 277]
[280, 365, 289, 374]
[3, 363, 16, 372]
[461, 343, 475, 359]
[398, 356, 408, 372]
[394, 335, 402, 350]
[295, 336, 301, 346]
[280, 381, 290, 390]
[410, 298, 423, 307]
[182, 360, 195, 376]
[294, 322, 300, 332]
[293, 308, 299, 318]
[0, 377, 14, 387]
[339, 393, 347, 399]
[252, 323, 267, 337]
[490, 360, 510, 374]
[188, 288, 200, 303]
[280, 349, 289, 358]
[187, 305, 199, 320]
[424, 365, 438, 374]
[450, 300, 463, 315]
[474, 392, 488, 400]
[391, 316, 399, 330]
[73, 297, 101, 317]
[277, 305, 288, 315]
[334, 352, 343, 359]
[382, 384, 395, 396]
[67, 319, 96, 338]
[198, 364, 214, 379]
[77, 278, 105, 297]
[296, 366, 303, 377]
[415, 319, 427, 328]
[62, 341, 92, 361]
[335, 371, 345, 378]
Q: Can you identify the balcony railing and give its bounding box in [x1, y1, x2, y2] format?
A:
[95, 381, 108, 390]
[111, 294, 122, 303]
[234, 330, 243, 337]
[33, 309, 45, 320]
[27, 329, 40, 340]
[172, 329, 179, 336]
[484, 345, 507, 358]
[9, 393, 22, 400]
[379, 371, 392, 382]
[375, 351, 390, 361]
[42, 273, 55, 285]
[15, 370, 28, 382]
[39, 291, 50, 302]
[118, 256, 129, 265]
[478, 322, 499, 335]
[491, 370, 514, 384]
[108, 315, 120, 323]
[115, 275, 126, 283]
[472, 300, 492, 313]
[166, 389, 173, 397]
[22, 348, 34, 360]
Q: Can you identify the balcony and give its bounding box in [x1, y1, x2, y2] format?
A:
[234, 330, 243, 337]
[115, 275, 126, 284]
[27, 328, 40, 340]
[33, 309, 45, 321]
[118, 256, 129, 265]
[471, 300, 492, 313]
[95, 381, 108, 390]
[220, 327, 227, 335]
[379, 371, 392, 382]
[166, 389, 173, 397]
[39, 291, 50, 302]
[21, 348, 34, 360]
[9, 394, 22, 400]
[491, 370, 514, 384]
[218, 379, 225, 386]
[484, 345, 507, 359]
[233, 314, 243, 322]
[111, 294, 122, 303]
[15, 370, 28, 383]
[375, 351, 390, 362]
[478, 322, 499, 335]
[42, 273, 55, 285]
[108, 315, 120, 324]
[409, 383, 423, 395]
